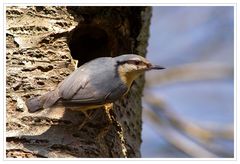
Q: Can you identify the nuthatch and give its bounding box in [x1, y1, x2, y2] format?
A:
[26, 54, 164, 114]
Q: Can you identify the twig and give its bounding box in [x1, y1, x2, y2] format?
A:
[145, 62, 233, 87]
[143, 109, 218, 158]
[143, 94, 233, 141]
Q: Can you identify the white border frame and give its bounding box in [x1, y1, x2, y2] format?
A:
[1, 0, 238, 162]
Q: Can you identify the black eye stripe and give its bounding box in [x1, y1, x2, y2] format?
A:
[117, 61, 127, 65]
[117, 60, 145, 65]
[135, 61, 140, 65]
[128, 60, 142, 65]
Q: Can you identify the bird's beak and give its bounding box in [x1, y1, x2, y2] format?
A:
[148, 64, 165, 70]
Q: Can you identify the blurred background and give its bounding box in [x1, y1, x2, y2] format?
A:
[141, 6, 234, 158]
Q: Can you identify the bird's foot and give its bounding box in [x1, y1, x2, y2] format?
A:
[104, 103, 113, 124]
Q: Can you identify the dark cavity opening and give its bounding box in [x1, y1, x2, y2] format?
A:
[68, 25, 112, 67]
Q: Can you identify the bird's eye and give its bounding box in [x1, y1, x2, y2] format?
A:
[126, 60, 142, 66]
[135, 61, 140, 65]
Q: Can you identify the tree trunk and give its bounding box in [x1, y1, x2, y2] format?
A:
[6, 6, 151, 158]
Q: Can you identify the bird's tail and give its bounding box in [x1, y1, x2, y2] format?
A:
[26, 90, 60, 113]
[26, 96, 44, 113]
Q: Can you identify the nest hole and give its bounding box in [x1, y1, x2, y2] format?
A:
[68, 25, 112, 67]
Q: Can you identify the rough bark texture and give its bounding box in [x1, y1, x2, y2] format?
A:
[6, 6, 151, 158]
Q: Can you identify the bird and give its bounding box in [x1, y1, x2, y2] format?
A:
[26, 54, 165, 116]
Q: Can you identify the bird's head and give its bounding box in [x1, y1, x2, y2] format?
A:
[115, 54, 165, 87]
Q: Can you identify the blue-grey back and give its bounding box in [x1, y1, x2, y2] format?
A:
[57, 57, 128, 105]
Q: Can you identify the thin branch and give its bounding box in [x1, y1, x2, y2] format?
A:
[143, 94, 233, 141]
[145, 62, 233, 87]
[143, 109, 218, 158]
[143, 94, 233, 157]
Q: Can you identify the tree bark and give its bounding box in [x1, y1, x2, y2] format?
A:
[6, 6, 152, 158]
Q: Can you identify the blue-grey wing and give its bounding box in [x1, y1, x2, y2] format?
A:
[104, 82, 128, 102]
[68, 81, 128, 105]
[56, 57, 126, 105]
[57, 66, 90, 100]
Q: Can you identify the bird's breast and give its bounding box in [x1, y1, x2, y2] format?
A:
[117, 66, 140, 91]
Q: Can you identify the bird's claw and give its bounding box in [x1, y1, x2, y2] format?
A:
[104, 103, 113, 123]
